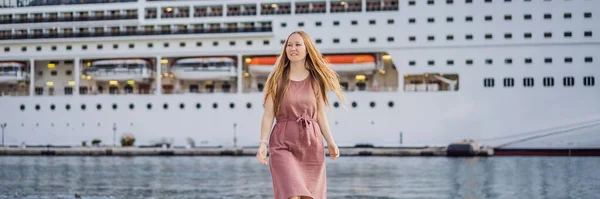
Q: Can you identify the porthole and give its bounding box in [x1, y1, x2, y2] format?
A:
[66, 104, 71, 111]
[50, 104, 56, 111]
[246, 102, 252, 109]
[35, 104, 40, 111]
[147, 103, 152, 110]
[351, 101, 357, 108]
[196, 103, 201, 109]
[213, 103, 218, 109]
[129, 103, 134, 110]
[81, 104, 86, 110]
[369, 101, 376, 108]
[180, 103, 185, 109]
[97, 104, 102, 110]
[229, 103, 235, 109]
[163, 103, 168, 110]
[112, 103, 117, 110]
[333, 101, 339, 108]
[20, 104, 25, 111]
[388, 101, 394, 108]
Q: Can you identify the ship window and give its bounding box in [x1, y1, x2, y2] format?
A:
[525, 58, 532, 64]
[544, 13, 551, 20]
[466, 59, 473, 65]
[196, 103, 201, 109]
[333, 101, 339, 108]
[81, 104, 86, 110]
[129, 103, 134, 110]
[446, 0, 453, 4]
[246, 102, 252, 109]
[485, 15, 492, 21]
[369, 37, 376, 43]
[584, 31, 592, 37]
[543, 77, 554, 87]
[564, 13, 572, 19]
[247, 40, 252, 46]
[66, 70, 72, 76]
[333, 38, 340, 44]
[484, 0, 491, 3]
[263, 40, 269, 45]
[388, 19, 394, 24]
[20, 104, 25, 111]
[298, 22, 304, 27]
[564, 31, 572, 38]
[51, 46, 57, 51]
[316, 21, 322, 27]
[465, 16, 473, 22]
[66, 104, 71, 111]
[369, 20, 376, 25]
[64, 87, 73, 95]
[163, 103, 168, 110]
[504, 33, 512, 39]
[387, 37, 394, 42]
[147, 103, 152, 110]
[427, 0, 434, 5]
[584, 12, 592, 18]
[484, 78, 494, 87]
[213, 102, 218, 109]
[427, 36, 435, 41]
[35, 104, 40, 110]
[66, 45, 72, 51]
[563, 76, 575, 87]
[180, 103, 185, 109]
[523, 77, 534, 87]
[504, 15, 512, 20]
[427, 18, 435, 23]
[428, 60, 435, 66]
[583, 76, 595, 87]
[446, 35, 454, 40]
[113, 44, 118, 49]
[388, 101, 394, 108]
[485, 34, 493, 39]
[97, 104, 102, 110]
[351, 20, 357, 25]
[82, 45, 88, 50]
[35, 87, 43, 95]
[465, 34, 473, 40]
[564, 57, 573, 63]
[196, 42, 202, 47]
[503, 78, 514, 87]
[21, 47, 26, 52]
[280, 39, 285, 44]
[51, 71, 57, 76]
[229, 41, 236, 46]
[544, 32, 552, 38]
[544, 58, 553, 64]
[585, 57, 593, 63]
[179, 42, 185, 47]
[465, 0, 472, 3]
[524, 33, 532, 39]
[447, 17, 453, 22]
[504, 58, 512, 64]
[351, 38, 358, 43]
[504, 0, 511, 2]
[333, 21, 340, 26]
[409, 18, 416, 23]
[447, 60, 454, 66]
[213, 41, 219, 46]
[316, 39, 322, 44]
[229, 102, 235, 109]
[36, 46, 42, 51]
[281, 22, 287, 27]
[409, 61, 416, 66]
[524, 14, 532, 20]
[147, 43, 153, 48]
[164, 42, 169, 47]
[485, 59, 493, 65]
[351, 101, 357, 108]
[97, 44, 103, 50]
[112, 103, 117, 110]
[409, 36, 416, 42]
[369, 101, 376, 108]
[408, 1, 415, 6]
[50, 104, 55, 111]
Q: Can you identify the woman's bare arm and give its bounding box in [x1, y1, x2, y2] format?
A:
[259, 94, 275, 148]
[316, 97, 336, 146]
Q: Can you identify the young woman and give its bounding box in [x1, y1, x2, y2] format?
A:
[256, 30, 345, 199]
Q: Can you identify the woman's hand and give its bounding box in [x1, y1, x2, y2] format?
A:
[256, 144, 268, 165]
[328, 142, 340, 160]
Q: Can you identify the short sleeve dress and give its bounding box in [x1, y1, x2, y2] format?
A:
[268, 74, 326, 199]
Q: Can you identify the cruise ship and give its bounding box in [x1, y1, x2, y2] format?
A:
[0, 0, 598, 150]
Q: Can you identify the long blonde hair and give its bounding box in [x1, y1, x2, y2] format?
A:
[263, 31, 345, 116]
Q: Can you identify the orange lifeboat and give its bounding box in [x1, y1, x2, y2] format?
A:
[247, 54, 377, 76]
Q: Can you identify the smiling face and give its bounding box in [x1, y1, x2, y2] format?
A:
[285, 33, 307, 62]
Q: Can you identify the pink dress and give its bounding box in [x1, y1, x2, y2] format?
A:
[269, 75, 326, 199]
